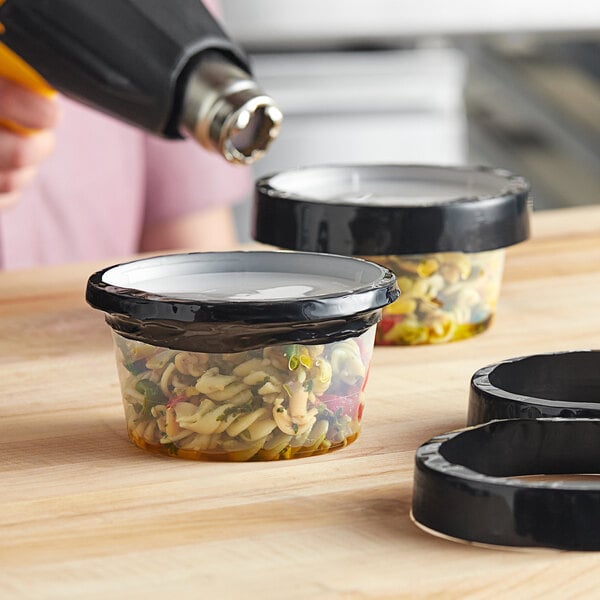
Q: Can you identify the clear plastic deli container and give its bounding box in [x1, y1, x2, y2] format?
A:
[253, 165, 531, 345]
[86, 251, 399, 461]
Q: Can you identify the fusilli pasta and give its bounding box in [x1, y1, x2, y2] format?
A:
[113, 327, 375, 461]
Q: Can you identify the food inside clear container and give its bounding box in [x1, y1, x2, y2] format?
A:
[86, 251, 398, 461]
[362, 250, 504, 345]
[253, 164, 531, 345]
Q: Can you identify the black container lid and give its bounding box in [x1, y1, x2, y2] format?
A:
[253, 164, 531, 255]
[468, 350, 600, 425]
[86, 250, 399, 352]
[412, 418, 600, 550]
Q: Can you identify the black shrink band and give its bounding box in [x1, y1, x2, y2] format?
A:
[412, 418, 600, 551]
[468, 351, 600, 425]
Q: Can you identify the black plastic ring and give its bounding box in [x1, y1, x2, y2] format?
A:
[86, 251, 399, 352]
[253, 164, 531, 255]
[468, 350, 600, 425]
[412, 418, 600, 550]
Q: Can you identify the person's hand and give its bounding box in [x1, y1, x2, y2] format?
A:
[0, 77, 60, 210]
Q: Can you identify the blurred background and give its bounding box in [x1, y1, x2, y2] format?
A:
[218, 0, 600, 240]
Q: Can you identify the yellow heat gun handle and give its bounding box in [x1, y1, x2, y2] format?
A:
[0, 40, 56, 134]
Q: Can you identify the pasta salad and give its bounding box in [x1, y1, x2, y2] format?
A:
[113, 327, 375, 461]
[364, 250, 504, 345]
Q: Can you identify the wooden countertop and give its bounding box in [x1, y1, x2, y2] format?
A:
[2, 205, 600, 599]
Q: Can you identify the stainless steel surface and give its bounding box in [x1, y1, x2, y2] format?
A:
[246, 48, 468, 171]
[221, 0, 600, 51]
[181, 52, 282, 164]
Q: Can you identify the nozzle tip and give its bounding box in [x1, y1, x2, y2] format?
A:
[222, 100, 282, 165]
[182, 56, 283, 165]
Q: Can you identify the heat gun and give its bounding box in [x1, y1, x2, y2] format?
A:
[0, 0, 282, 164]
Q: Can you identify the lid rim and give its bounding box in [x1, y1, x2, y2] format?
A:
[253, 164, 531, 255]
[257, 163, 531, 205]
[86, 250, 399, 326]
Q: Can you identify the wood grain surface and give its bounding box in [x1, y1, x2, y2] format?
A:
[1, 205, 600, 599]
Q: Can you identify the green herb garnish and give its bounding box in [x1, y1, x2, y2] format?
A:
[316, 403, 347, 432]
[135, 380, 167, 417]
[216, 395, 264, 422]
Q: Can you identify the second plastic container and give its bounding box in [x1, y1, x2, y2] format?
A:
[253, 164, 531, 345]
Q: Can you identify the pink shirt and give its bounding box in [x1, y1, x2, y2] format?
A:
[0, 96, 251, 270]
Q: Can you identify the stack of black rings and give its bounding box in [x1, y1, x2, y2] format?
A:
[411, 350, 600, 550]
